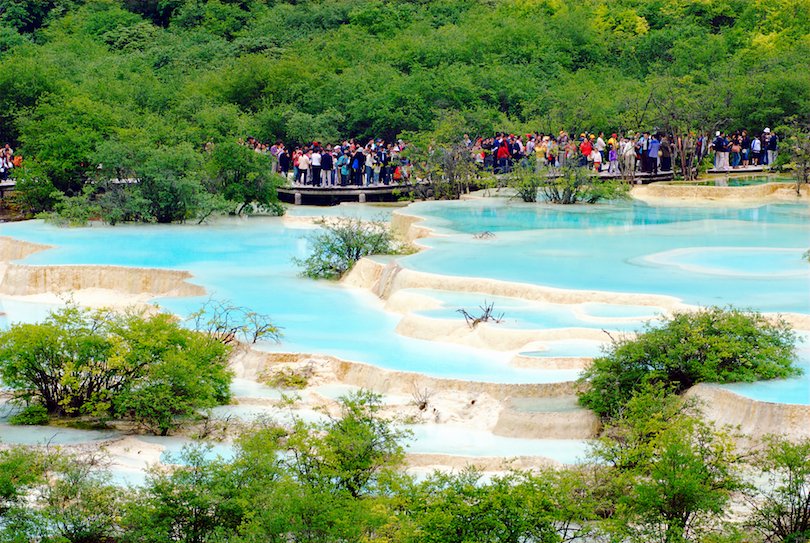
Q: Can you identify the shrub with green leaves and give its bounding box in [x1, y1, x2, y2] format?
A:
[294, 217, 405, 280]
[541, 166, 630, 204]
[578, 307, 801, 420]
[0, 304, 232, 435]
[8, 404, 49, 426]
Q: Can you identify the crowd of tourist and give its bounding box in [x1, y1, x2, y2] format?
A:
[241, 137, 411, 187]
[471, 128, 779, 176]
[710, 128, 779, 171]
[241, 126, 779, 188]
[0, 144, 19, 181]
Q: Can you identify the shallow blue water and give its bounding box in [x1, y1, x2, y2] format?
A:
[402, 200, 810, 313]
[1, 197, 809, 404]
[408, 288, 659, 332]
[0, 218, 565, 384]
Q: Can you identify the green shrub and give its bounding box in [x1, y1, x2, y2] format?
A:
[508, 166, 543, 203]
[293, 217, 405, 280]
[578, 307, 801, 420]
[8, 404, 49, 426]
[0, 303, 233, 435]
[261, 366, 311, 390]
[541, 166, 629, 204]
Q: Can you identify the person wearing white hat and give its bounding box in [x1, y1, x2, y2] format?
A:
[712, 131, 729, 171]
[765, 128, 778, 166]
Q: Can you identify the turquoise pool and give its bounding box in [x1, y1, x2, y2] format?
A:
[402, 200, 810, 313]
[0, 196, 808, 402]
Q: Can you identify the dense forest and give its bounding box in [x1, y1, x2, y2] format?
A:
[1, 0, 809, 199]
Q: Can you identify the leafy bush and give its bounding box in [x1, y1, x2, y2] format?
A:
[508, 166, 543, 203]
[578, 307, 801, 420]
[541, 166, 629, 204]
[294, 217, 406, 279]
[38, 187, 101, 226]
[261, 366, 312, 390]
[6, 161, 60, 217]
[746, 436, 810, 543]
[8, 404, 49, 426]
[0, 304, 232, 434]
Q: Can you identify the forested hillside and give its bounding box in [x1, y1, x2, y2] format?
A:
[1, 0, 809, 194]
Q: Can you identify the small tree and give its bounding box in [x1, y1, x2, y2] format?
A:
[188, 298, 282, 346]
[590, 387, 742, 543]
[508, 165, 544, 202]
[205, 141, 284, 216]
[0, 304, 232, 434]
[294, 217, 405, 280]
[1, 449, 121, 543]
[578, 307, 801, 420]
[541, 165, 629, 204]
[404, 142, 480, 200]
[6, 160, 60, 217]
[782, 123, 810, 196]
[746, 436, 810, 543]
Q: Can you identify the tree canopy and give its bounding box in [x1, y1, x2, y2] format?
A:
[1, 0, 809, 201]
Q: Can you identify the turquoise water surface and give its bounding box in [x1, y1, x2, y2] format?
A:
[1, 197, 809, 403]
[0, 218, 572, 384]
[402, 200, 810, 313]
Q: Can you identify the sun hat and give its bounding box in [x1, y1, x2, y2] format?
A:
[764, 127, 771, 133]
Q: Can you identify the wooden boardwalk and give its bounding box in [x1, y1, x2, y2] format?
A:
[0, 169, 676, 207]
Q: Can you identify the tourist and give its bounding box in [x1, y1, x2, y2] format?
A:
[310, 147, 322, 186]
[712, 131, 729, 171]
[321, 146, 334, 186]
[337, 150, 350, 186]
[647, 134, 660, 174]
[750, 134, 761, 165]
[296, 149, 311, 185]
[621, 136, 636, 175]
[595, 132, 607, 164]
[278, 147, 291, 178]
[590, 146, 602, 172]
[730, 135, 742, 169]
[660, 135, 673, 172]
[741, 130, 750, 167]
[607, 144, 619, 174]
[636, 132, 649, 173]
[0, 144, 14, 181]
[351, 147, 365, 186]
[579, 135, 593, 168]
[765, 128, 778, 165]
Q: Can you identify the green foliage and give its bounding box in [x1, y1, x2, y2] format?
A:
[6, 161, 60, 217]
[541, 166, 630, 205]
[0, 447, 45, 513]
[294, 217, 405, 280]
[7, 404, 49, 426]
[123, 390, 409, 542]
[579, 307, 801, 420]
[406, 467, 590, 543]
[508, 166, 544, 203]
[0, 449, 121, 543]
[261, 366, 311, 390]
[0, 303, 232, 434]
[120, 445, 243, 543]
[205, 141, 284, 216]
[39, 186, 101, 226]
[590, 387, 742, 543]
[1, 0, 808, 212]
[403, 141, 482, 200]
[746, 436, 810, 543]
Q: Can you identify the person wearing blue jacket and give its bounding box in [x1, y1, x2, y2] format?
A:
[647, 134, 660, 174]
